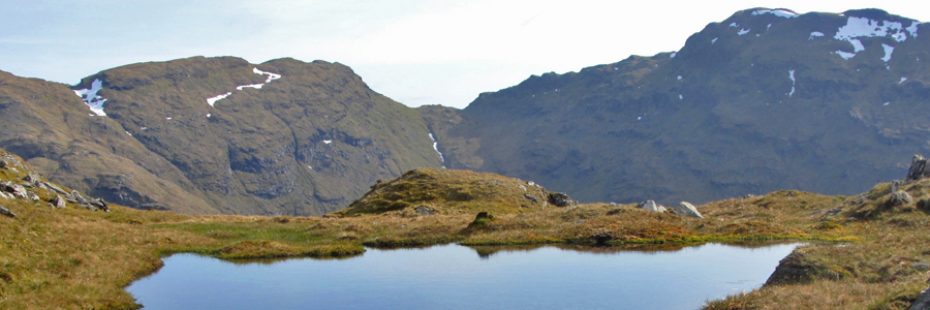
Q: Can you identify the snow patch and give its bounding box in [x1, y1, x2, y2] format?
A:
[206, 113, 212, 118]
[206, 92, 232, 107]
[729, 22, 738, 28]
[809, 32, 824, 40]
[787, 69, 796, 97]
[899, 77, 908, 84]
[427, 132, 446, 168]
[906, 21, 919, 38]
[751, 9, 798, 18]
[166, 117, 172, 120]
[883, 102, 891, 106]
[678, 94, 683, 100]
[711, 37, 718, 44]
[677, 75, 682, 81]
[205, 67, 284, 107]
[323, 140, 332, 145]
[848, 39, 865, 52]
[737, 28, 750, 36]
[670, 52, 677, 58]
[253, 68, 281, 83]
[835, 50, 857, 60]
[881, 44, 895, 62]
[835, 16, 912, 43]
[73, 79, 108, 116]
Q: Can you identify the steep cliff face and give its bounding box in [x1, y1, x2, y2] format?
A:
[0, 57, 442, 214]
[433, 9, 930, 205]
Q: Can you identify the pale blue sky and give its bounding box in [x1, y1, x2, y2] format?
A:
[2, 0, 928, 108]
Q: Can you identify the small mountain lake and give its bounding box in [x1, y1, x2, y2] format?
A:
[127, 243, 797, 309]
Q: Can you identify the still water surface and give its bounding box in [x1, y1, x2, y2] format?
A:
[127, 243, 797, 310]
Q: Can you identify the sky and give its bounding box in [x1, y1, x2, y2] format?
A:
[2, 1, 929, 108]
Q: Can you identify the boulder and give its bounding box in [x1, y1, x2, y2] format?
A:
[414, 205, 436, 216]
[907, 154, 930, 181]
[911, 287, 930, 310]
[547, 192, 574, 207]
[638, 200, 667, 213]
[887, 191, 913, 208]
[0, 206, 14, 218]
[50, 195, 67, 209]
[667, 201, 704, 218]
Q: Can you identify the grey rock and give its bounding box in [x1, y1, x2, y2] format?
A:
[0, 191, 10, 200]
[414, 205, 436, 216]
[51, 195, 67, 209]
[547, 192, 573, 207]
[911, 287, 930, 310]
[638, 200, 667, 213]
[523, 194, 539, 204]
[887, 191, 913, 207]
[908, 154, 930, 181]
[912, 262, 930, 271]
[667, 201, 704, 218]
[0, 206, 14, 218]
[1, 182, 29, 199]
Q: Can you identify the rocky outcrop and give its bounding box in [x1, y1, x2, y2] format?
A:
[667, 201, 704, 218]
[547, 192, 573, 207]
[638, 200, 667, 213]
[907, 155, 930, 181]
[911, 288, 930, 310]
[0, 150, 109, 213]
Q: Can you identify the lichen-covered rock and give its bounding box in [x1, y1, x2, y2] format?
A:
[667, 201, 704, 218]
[414, 205, 436, 216]
[887, 191, 914, 208]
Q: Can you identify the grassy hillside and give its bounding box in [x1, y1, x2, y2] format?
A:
[2, 149, 929, 309]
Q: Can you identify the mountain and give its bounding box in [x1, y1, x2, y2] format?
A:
[0, 57, 443, 215]
[430, 8, 930, 205]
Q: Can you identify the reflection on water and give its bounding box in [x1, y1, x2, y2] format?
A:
[128, 243, 797, 310]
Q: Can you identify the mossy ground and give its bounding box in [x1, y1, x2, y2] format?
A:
[1, 167, 929, 309]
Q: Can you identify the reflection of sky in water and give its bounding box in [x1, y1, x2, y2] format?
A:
[128, 243, 797, 310]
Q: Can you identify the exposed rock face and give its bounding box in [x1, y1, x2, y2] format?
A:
[668, 201, 704, 218]
[638, 200, 667, 213]
[907, 155, 930, 181]
[547, 192, 573, 207]
[912, 288, 930, 310]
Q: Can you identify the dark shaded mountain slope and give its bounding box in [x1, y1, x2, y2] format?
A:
[430, 8, 930, 205]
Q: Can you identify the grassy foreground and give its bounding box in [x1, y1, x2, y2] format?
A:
[1, 165, 929, 309]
